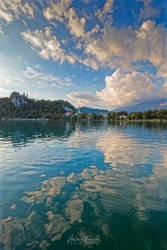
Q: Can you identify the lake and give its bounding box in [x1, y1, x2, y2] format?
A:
[0, 120, 167, 250]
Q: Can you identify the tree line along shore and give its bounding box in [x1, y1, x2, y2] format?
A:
[1, 92, 167, 121]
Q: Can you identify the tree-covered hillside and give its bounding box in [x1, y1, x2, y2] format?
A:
[0, 92, 75, 119]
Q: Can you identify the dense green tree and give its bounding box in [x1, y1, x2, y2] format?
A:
[0, 92, 75, 119]
[107, 112, 112, 121]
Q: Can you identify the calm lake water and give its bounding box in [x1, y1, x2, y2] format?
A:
[1, 120, 167, 250]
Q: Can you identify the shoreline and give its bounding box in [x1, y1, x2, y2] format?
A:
[0, 118, 49, 121]
[0, 118, 167, 122]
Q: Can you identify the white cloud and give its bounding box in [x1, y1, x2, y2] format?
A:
[0, 78, 23, 88]
[157, 62, 167, 79]
[0, 64, 74, 99]
[18, 2, 167, 108]
[85, 25, 130, 66]
[133, 21, 166, 67]
[0, 0, 35, 23]
[0, 25, 3, 34]
[79, 57, 99, 70]
[44, 1, 88, 40]
[139, 0, 160, 19]
[21, 27, 76, 64]
[22, 66, 74, 87]
[96, 0, 114, 22]
[0, 8, 13, 23]
[66, 7, 87, 39]
[44, 4, 167, 75]
[158, 81, 167, 98]
[43, 0, 72, 22]
[0, 67, 25, 90]
[96, 69, 156, 108]
[2, 1, 166, 78]
[0, 87, 11, 97]
[66, 92, 103, 107]
[84, 20, 167, 74]
[43, 0, 102, 42]
[21, 26, 99, 69]
[35, 3, 164, 77]
[67, 67, 167, 109]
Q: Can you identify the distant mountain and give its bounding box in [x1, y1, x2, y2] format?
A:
[77, 106, 109, 114]
[115, 98, 167, 113]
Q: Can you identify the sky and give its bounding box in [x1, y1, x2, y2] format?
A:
[0, 0, 166, 109]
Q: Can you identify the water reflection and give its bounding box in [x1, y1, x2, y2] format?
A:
[0, 120, 75, 147]
[1, 121, 167, 249]
[96, 128, 150, 167]
[1, 164, 167, 249]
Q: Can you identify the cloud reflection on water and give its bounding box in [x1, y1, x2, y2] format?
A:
[1, 122, 167, 249]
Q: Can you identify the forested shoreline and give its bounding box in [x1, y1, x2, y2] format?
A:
[1, 92, 167, 121]
[70, 110, 167, 122]
[0, 92, 75, 119]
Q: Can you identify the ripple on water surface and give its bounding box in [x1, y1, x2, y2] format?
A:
[0, 121, 167, 250]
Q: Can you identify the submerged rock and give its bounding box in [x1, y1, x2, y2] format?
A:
[21, 176, 67, 205]
[0, 217, 24, 250]
[21, 190, 45, 204]
[39, 240, 49, 250]
[45, 211, 70, 242]
[65, 199, 83, 224]
[0, 211, 43, 250]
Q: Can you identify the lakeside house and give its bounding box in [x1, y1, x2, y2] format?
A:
[66, 112, 72, 117]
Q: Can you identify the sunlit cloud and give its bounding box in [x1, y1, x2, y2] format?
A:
[96, 69, 156, 107]
[0, 64, 75, 98]
[21, 27, 76, 64]
[0, 87, 11, 97]
[0, 0, 166, 107]
[43, 0, 72, 23]
[66, 91, 104, 108]
[22, 65, 74, 87]
[0, 0, 35, 23]
[85, 20, 167, 72]
[43, 0, 88, 40]
[139, 0, 160, 19]
[66, 7, 87, 39]
[0, 25, 4, 34]
[96, 0, 114, 22]
[67, 68, 166, 108]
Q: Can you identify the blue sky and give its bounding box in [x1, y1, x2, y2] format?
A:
[0, 0, 166, 109]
